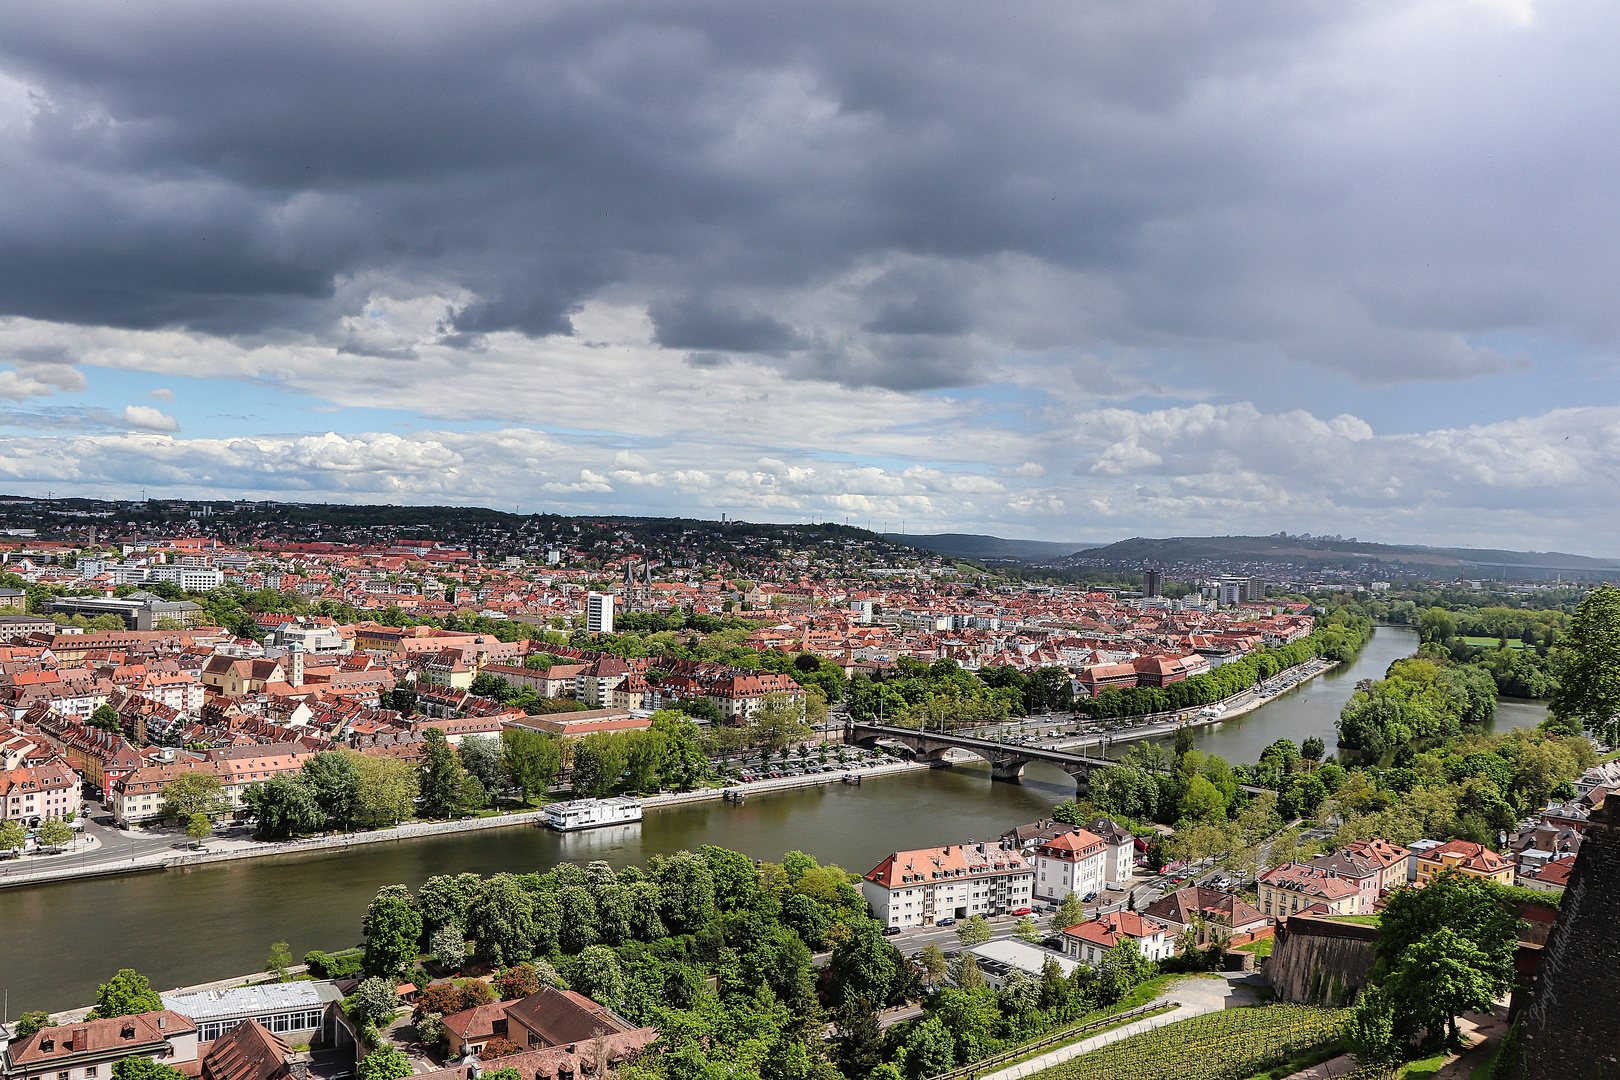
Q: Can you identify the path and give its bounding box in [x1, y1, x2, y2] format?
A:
[972, 975, 1258, 1080]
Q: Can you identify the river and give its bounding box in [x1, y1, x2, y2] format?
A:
[0, 624, 1546, 1013]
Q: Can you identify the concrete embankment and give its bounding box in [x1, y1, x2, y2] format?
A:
[0, 760, 928, 891]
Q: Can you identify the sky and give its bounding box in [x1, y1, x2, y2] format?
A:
[2, 0, 1620, 552]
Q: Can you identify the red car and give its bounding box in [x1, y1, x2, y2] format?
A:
[1010, 906, 1033, 916]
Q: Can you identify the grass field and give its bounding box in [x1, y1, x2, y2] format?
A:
[1234, 937, 1274, 958]
[1035, 1004, 1346, 1080]
[1461, 637, 1525, 648]
[1325, 915, 1382, 926]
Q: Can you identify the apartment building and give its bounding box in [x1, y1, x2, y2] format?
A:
[863, 841, 1036, 928]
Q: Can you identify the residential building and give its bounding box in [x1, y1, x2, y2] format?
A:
[503, 709, 648, 738]
[1144, 887, 1270, 950]
[1296, 850, 1383, 915]
[198, 1020, 291, 1080]
[585, 592, 614, 635]
[1341, 838, 1410, 892]
[161, 982, 347, 1046]
[440, 986, 642, 1061]
[0, 758, 82, 825]
[0, 588, 25, 610]
[200, 656, 286, 697]
[574, 655, 631, 706]
[1258, 862, 1361, 920]
[0, 1010, 199, 1080]
[1061, 911, 1171, 966]
[1413, 839, 1515, 886]
[862, 840, 1036, 928]
[1002, 816, 1136, 889]
[1031, 829, 1107, 902]
[1520, 854, 1576, 894]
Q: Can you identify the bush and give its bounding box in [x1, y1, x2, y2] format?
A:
[478, 1038, 522, 1061]
[305, 949, 364, 979]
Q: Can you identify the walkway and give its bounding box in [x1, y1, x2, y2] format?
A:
[972, 975, 1258, 1080]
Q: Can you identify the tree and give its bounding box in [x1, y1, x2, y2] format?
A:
[955, 914, 992, 946]
[1550, 583, 1620, 740]
[12, 1011, 53, 1039]
[244, 774, 324, 838]
[903, 1017, 956, 1080]
[467, 874, 535, 966]
[915, 943, 949, 988]
[431, 924, 467, 970]
[1301, 736, 1325, 763]
[833, 996, 883, 1080]
[186, 812, 212, 843]
[38, 817, 74, 849]
[0, 818, 25, 854]
[459, 735, 504, 797]
[568, 945, 627, 1009]
[348, 977, 402, 1027]
[651, 850, 717, 933]
[348, 751, 418, 826]
[571, 731, 629, 797]
[1344, 987, 1401, 1067]
[1384, 926, 1500, 1049]
[363, 885, 424, 977]
[1050, 892, 1087, 934]
[418, 728, 468, 817]
[357, 1047, 411, 1080]
[111, 1059, 185, 1080]
[301, 751, 360, 828]
[1178, 774, 1227, 823]
[748, 693, 812, 751]
[1013, 915, 1041, 943]
[267, 941, 293, 982]
[493, 963, 541, 1000]
[89, 703, 122, 734]
[827, 921, 903, 1006]
[500, 728, 561, 804]
[159, 771, 227, 822]
[88, 969, 163, 1019]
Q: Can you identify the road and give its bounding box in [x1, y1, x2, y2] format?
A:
[0, 799, 186, 879]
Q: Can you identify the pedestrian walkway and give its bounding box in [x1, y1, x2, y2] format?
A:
[973, 976, 1256, 1080]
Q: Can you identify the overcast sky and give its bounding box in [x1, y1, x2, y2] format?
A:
[2, 0, 1619, 551]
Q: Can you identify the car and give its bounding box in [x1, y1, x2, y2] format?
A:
[882, 925, 903, 936]
[936, 916, 957, 927]
[1011, 906, 1033, 916]
[1082, 891, 1098, 903]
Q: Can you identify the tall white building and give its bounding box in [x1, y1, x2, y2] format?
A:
[586, 591, 614, 634]
[1032, 829, 1108, 902]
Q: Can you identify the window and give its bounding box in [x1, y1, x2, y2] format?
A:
[87, 1069, 98, 1078]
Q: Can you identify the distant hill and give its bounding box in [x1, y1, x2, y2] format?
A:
[1064, 535, 1620, 579]
[886, 532, 1101, 561]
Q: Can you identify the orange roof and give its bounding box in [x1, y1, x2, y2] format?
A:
[1062, 911, 1167, 947]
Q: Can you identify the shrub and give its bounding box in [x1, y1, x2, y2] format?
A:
[478, 1038, 522, 1061]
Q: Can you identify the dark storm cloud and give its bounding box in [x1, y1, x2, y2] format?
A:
[3, 1, 1619, 389]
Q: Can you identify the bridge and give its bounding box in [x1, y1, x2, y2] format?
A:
[845, 721, 1271, 797]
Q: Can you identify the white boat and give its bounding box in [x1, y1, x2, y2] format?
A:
[543, 795, 644, 832]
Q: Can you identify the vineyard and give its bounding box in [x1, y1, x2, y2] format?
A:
[1040, 1004, 1347, 1080]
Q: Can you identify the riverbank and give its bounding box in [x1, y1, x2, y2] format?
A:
[0, 759, 929, 891]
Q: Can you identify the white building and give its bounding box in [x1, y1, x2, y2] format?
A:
[1032, 829, 1107, 902]
[862, 840, 1035, 929]
[586, 591, 614, 634]
[148, 565, 226, 591]
[967, 938, 1080, 988]
[1061, 912, 1172, 967]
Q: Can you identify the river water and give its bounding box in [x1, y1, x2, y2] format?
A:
[0, 624, 1546, 1013]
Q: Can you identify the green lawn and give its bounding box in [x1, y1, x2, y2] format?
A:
[1325, 914, 1382, 926]
[1461, 637, 1526, 648]
[1234, 936, 1274, 958]
[1398, 1051, 1450, 1078]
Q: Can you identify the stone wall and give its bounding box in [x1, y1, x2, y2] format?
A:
[1520, 796, 1620, 1079]
[1261, 915, 1377, 1006]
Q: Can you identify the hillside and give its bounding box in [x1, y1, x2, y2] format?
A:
[886, 532, 1100, 562]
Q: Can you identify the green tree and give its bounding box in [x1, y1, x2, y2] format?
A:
[430, 925, 468, 970]
[1013, 915, 1041, 943]
[1301, 736, 1325, 763]
[185, 812, 212, 843]
[362, 885, 424, 977]
[467, 874, 535, 966]
[459, 735, 504, 796]
[418, 728, 468, 817]
[243, 774, 324, 838]
[1050, 891, 1087, 934]
[499, 727, 561, 804]
[1178, 774, 1227, 823]
[267, 941, 293, 982]
[111, 1059, 185, 1080]
[348, 977, 402, 1027]
[827, 921, 903, 1006]
[301, 751, 360, 828]
[348, 751, 418, 826]
[955, 914, 993, 947]
[38, 817, 74, 849]
[651, 850, 717, 934]
[833, 996, 883, 1079]
[568, 945, 628, 1009]
[12, 1012, 54, 1039]
[1344, 987, 1401, 1067]
[915, 943, 949, 988]
[88, 703, 122, 734]
[1384, 926, 1501, 1049]
[903, 1017, 956, 1080]
[1550, 583, 1620, 740]
[357, 1047, 412, 1080]
[159, 771, 228, 822]
[88, 969, 163, 1019]
[0, 819, 25, 854]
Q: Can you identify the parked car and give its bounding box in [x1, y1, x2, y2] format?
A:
[937, 916, 957, 927]
[1082, 891, 1098, 903]
[882, 925, 903, 936]
[1011, 906, 1033, 916]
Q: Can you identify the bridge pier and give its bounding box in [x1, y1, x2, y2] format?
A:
[990, 758, 1028, 782]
